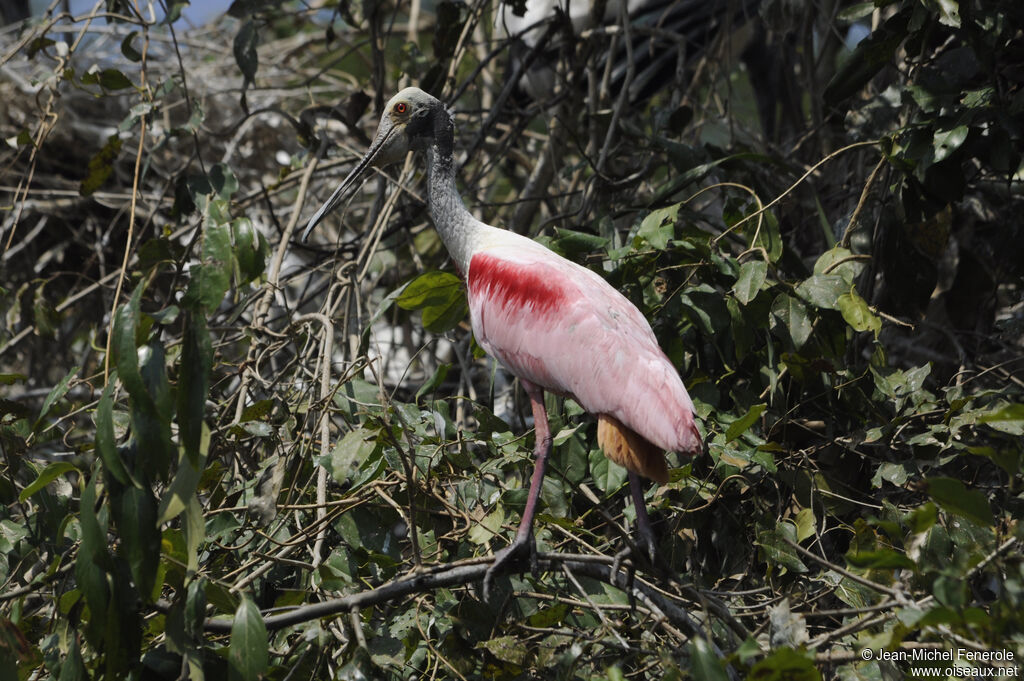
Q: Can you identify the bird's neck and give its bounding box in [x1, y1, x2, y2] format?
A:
[424, 117, 481, 276]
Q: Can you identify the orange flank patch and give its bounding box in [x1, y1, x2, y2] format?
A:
[597, 414, 669, 484]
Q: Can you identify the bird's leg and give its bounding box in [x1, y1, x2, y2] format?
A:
[483, 383, 551, 600]
[629, 471, 658, 562]
[611, 472, 658, 605]
[612, 471, 659, 568]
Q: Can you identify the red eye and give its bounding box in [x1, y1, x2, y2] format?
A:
[394, 102, 407, 114]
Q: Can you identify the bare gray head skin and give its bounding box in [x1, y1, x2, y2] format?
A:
[301, 87, 449, 242]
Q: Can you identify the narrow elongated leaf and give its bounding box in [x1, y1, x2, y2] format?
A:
[233, 21, 259, 84]
[158, 424, 210, 524]
[228, 595, 268, 681]
[115, 485, 161, 600]
[75, 477, 110, 647]
[135, 339, 175, 481]
[177, 311, 213, 466]
[845, 548, 916, 570]
[34, 364, 80, 429]
[18, 462, 76, 501]
[94, 375, 131, 484]
[113, 283, 154, 414]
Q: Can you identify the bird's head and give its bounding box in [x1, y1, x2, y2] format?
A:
[302, 87, 448, 241]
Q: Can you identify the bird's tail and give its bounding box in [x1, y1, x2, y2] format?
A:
[597, 414, 669, 484]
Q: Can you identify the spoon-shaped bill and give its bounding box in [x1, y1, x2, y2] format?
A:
[301, 114, 407, 242]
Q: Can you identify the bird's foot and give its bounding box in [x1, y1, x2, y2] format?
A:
[482, 534, 536, 601]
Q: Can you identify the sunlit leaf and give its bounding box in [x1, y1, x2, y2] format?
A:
[837, 289, 881, 335]
[733, 260, 768, 305]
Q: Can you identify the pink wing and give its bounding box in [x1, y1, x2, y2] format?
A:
[466, 247, 701, 454]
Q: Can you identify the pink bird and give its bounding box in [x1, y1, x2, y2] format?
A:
[303, 87, 702, 597]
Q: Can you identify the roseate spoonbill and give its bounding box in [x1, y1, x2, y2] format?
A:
[302, 87, 702, 597]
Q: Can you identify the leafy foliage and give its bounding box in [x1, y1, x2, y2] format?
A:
[1, 0, 1022, 679]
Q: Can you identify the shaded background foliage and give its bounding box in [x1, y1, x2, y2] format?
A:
[1, 0, 1022, 679]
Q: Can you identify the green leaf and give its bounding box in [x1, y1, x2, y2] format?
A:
[210, 163, 239, 200]
[80, 134, 123, 197]
[323, 427, 378, 485]
[468, 507, 505, 545]
[933, 125, 969, 163]
[527, 603, 568, 627]
[925, 477, 993, 527]
[114, 283, 155, 414]
[115, 485, 160, 600]
[845, 548, 916, 570]
[725, 403, 766, 442]
[636, 205, 677, 250]
[186, 222, 233, 313]
[837, 289, 881, 334]
[232, 217, 266, 283]
[771, 293, 812, 349]
[177, 311, 213, 466]
[18, 462, 76, 501]
[478, 635, 527, 666]
[228, 595, 268, 681]
[76, 477, 111, 647]
[83, 68, 134, 90]
[158, 424, 210, 524]
[978, 403, 1024, 435]
[813, 246, 864, 283]
[795, 274, 846, 310]
[750, 209, 783, 262]
[794, 508, 816, 542]
[756, 522, 807, 574]
[120, 31, 142, 61]
[36, 364, 80, 427]
[590, 447, 627, 495]
[415, 363, 449, 401]
[233, 21, 259, 85]
[396, 271, 468, 333]
[733, 260, 768, 305]
[551, 227, 608, 256]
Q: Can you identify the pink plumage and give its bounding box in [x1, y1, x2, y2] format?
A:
[467, 247, 702, 460]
